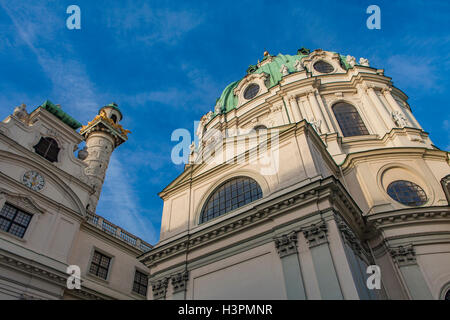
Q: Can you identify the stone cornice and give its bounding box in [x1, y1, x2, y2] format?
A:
[340, 145, 445, 174]
[0, 250, 108, 300]
[140, 176, 363, 267]
[367, 206, 450, 228]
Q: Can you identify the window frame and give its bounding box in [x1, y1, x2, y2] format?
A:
[332, 102, 370, 137]
[87, 248, 113, 282]
[33, 137, 60, 163]
[131, 269, 149, 297]
[313, 60, 335, 74]
[386, 180, 428, 207]
[243, 83, 260, 100]
[199, 176, 263, 224]
[0, 202, 33, 239]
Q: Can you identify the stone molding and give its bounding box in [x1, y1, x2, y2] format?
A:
[171, 271, 189, 294]
[368, 206, 450, 228]
[141, 177, 362, 267]
[389, 244, 417, 267]
[274, 231, 298, 258]
[0, 252, 108, 300]
[151, 277, 169, 300]
[302, 220, 328, 248]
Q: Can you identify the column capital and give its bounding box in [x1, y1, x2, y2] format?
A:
[335, 215, 362, 255]
[389, 244, 417, 267]
[302, 220, 328, 248]
[171, 271, 189, 294]
[151, 278, 169, 300]
[274, 231, 298, 258]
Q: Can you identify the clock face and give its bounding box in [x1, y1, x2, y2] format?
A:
[22, 171, 45, 191]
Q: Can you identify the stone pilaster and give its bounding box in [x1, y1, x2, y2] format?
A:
[302, 220, 343, 299]
[388, 244, 433, 300]
[274, 231, 306, 299]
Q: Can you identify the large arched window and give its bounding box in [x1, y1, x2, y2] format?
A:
[333, 102, 369, 137]
[33, 137, 60, 162]
[200, 176, 263, 224]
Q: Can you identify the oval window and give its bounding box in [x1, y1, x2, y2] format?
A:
[244, 84, 260, 100]
[387, 180, 427, 206]
[313, 61, 334, 73]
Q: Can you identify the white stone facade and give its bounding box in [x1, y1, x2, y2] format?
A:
[140, 49, 450, 300]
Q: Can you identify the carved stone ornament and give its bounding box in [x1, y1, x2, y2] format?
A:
[346, 55, 356, 67]
[171, 271, 189, 294]
[12, 104, 28, 122]
[310, 118, 322, 134]
[359, 57, 370, 67]
[389, 245, 416, 267]
[392, 110, 409, 128]
[280, 64, 289, 76]
[274, 231, 298, 258]
[294, 59, 305, 72]
[302, 220, 328, 248]
[151, 278, 169, 300]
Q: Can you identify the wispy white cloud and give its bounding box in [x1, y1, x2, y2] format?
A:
[97, 155, 159, 243]
[386, 55, 442, 92]
[0, 2, 101, 121]
[105, 3, 204, 46]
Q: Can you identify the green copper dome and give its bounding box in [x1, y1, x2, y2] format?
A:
[214, 50, 354, 115]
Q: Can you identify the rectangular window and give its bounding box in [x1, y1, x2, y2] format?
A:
[89, 251, 111, 280]
[0, 203, 32, 238]
[132, 270, 148, 296]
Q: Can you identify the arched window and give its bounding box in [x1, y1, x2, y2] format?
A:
[200, 176, 263, 224]
[333, 102, 369, 137]
[33, 137, 60, 162]
[111, 114, 117, 123]
[445, 289, 450, 300]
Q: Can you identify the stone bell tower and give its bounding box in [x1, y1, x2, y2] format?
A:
[79, 103, 130, 212]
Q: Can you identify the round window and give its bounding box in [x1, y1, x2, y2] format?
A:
[313, 61, 334, 73]
[387, 180, 427, 206]
[244, 84, 260, 100]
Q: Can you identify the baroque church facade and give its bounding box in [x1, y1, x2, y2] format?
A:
[140, 48, 450, 300]
[0, 48, 449, 300]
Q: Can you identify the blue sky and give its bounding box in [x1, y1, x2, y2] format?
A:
[0, 0, 448, 244]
